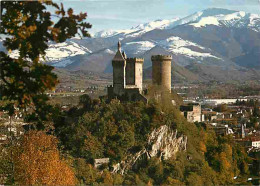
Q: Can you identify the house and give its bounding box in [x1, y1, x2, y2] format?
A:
[94, 158, 110, 168]
[180, 103, 204, 122]
[236, 137, 260, 148]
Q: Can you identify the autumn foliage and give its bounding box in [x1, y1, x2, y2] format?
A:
[0, 1, 91, 129]
[13, 131, 76, 185]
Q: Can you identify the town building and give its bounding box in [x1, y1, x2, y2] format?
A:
[236, 137, 260, 148]
[180, 103, 204, 122]
[202, 99, 248, 106]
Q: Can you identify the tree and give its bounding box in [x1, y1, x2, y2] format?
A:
[186, 173, 203, 186]
[163, 177, 184, 185]
[79, 94, 93, 111]
[83, 131, 104, 160]
[0, 144, 13, 185]
[74, 158, 99, 185]
[214, 104, 229, 112]
[100, 170, 114, 185]
[0, 1, 91, 129]
[253, 106, 260, 117]
[13, 131, 76, 185]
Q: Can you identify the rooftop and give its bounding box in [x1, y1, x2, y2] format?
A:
[113, 50, 125, 61]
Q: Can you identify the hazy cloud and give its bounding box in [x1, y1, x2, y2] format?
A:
[89, 15, 143, 23]
[60, 0, 260, 33]
[209, 0, 260, 5]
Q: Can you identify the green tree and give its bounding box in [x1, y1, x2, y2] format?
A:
[79, 94, 93, 111]
[186, 173, 203, 186]
[74, 158, 99, 185]
[0, 1, 91, 129]
[214, 104, 229, 112]
[83, 131, 104, 160]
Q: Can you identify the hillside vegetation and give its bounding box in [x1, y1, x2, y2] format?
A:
[52, 94, 250, 185]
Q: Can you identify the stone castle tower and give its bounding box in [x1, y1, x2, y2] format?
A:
[126, 57, 143, 91]
[112, 41, 126, 96]
[108, 41, 172, 101]
[151, 55, 172, 93]
[108, 41, 147, 101]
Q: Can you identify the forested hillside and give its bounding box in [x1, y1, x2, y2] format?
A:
[50, 94, 250, 185]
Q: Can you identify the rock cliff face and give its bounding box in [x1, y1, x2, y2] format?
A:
[112, 125, 187, 175]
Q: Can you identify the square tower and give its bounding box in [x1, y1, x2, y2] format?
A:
[107, 41, 147, 103]
[112, 41, 126, 96]
[126, 58, 144, 91]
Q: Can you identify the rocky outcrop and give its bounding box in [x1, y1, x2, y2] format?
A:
[148, 125, 187, 159]
[112, 125, 187, 175]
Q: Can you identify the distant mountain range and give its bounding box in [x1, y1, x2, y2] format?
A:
[3, 8, 260, 83]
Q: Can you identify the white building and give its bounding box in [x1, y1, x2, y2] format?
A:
[252, 139, 260, 148]
[202, 99, 247, 106]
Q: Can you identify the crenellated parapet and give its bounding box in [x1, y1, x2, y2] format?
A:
[151, 55, 172, 61]
[126, 57, 144, 63]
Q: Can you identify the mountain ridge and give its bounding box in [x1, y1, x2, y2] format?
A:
[2, 8, 260, 83]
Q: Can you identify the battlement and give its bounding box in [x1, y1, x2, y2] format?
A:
[126, 57, 144, 63]
[151, 55, 172, 61]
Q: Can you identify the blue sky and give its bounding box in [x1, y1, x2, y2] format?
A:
[56, 0, 260, 34]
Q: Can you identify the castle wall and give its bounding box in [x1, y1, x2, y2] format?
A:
[151, 55, 172, 92]
[112, 60, 126, 96]
[125, 88, 147, 103]
[135, 61, 143, 91]
[126, 58, 144, 91]
[108, 42, 147, 102]
[152, 60, 161, 86]
[126, 60, 135, 85]
[107, 85, 114, 100]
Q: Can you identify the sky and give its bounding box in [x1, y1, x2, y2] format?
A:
[55, 0, 260, 34]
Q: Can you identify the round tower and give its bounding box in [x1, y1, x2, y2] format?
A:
[151, 55, 172, 92]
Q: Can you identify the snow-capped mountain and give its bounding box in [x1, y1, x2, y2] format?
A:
[45, 40, 92, 67]
[189, 9, 260, 31]
[94, 8, 259, 38]
[2, 8, 260, 82]
[52, 8, 260, 82]
[158, 36, 221, 60]
[6, 40, 92, 67]
[93, 18, 180, 38]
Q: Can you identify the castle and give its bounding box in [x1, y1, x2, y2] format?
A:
[108, 41, 172, 102]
